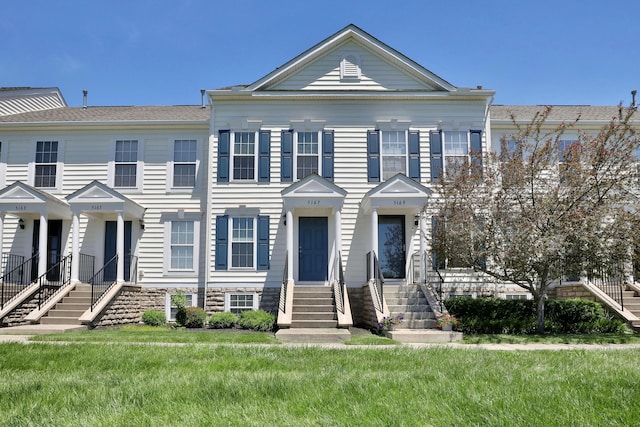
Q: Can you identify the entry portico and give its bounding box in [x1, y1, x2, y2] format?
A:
[66, 181, 145, 284]
[281, 174, 347, 284]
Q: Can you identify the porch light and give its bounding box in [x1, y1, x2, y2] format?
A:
[18, 218, 24, 230]
[139, 219, 145, 230]
[414, 215, 420, 226]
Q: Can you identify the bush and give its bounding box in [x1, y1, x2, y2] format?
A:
[445, 297, 627, 335]
[183, 307, 207, 328]
[141, 310, 166, 327]
[171, 292, 188, 326]
[209, 312, 239, 329]
[237, 310, 275, 332]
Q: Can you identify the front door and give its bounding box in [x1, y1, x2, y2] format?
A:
[32, 219, 63, 281]
[378, 215, 406, 279]
[298, 217, 328, 281]
[104, 221, 132, 282]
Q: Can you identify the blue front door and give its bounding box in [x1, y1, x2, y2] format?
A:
[298, 217, 328, 281]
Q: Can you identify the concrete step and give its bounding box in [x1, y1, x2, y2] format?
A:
[276, 328, 351, 343]
[46, 309, 85, 318]
[293, 297, 334, 305]
[61, 296, 91, 304]
[53, 303, 89, 311]
[292, 312, 337, 321]
[387, 304, 432, 313]
[292, 304, 335, 313]
[290, 320, 338, 328]
[40, 316, 82, 325]
[67, 291, 92, 299]
[385, 297, 427, 305]
[389, 311, 435, 320]
[394, 319, 437, 329]
[385, 329, 462, 343]
[293, 291, 333, 299]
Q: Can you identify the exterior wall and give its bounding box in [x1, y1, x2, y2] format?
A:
[209, 98, 489, 289]
[550, 284, 596, 302]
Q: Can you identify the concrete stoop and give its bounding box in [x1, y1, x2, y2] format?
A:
[0, 324, 87, 335]
[385, 329, 463, 343]
[276, 328, 351, 343]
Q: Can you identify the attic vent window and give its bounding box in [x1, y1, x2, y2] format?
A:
[340, 54, 361, 80]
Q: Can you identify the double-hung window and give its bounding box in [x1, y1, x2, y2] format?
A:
[170, 221, 194, 270]
[367, 129, 420, 182]
[35, 141, 58, 188]
[173, 139, 197, 187]
[115, 140, 138, 187]
[381, 131, 407, 180]
[444, 131, 469, 171]
[296, 131, 319, 179]
[430, 130, 482, 180]
[231, 217, 254, 268]
[233, 132, 256, 180]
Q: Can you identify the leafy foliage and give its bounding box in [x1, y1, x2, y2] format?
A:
[445, 297, 627, 334]
[141, 310, 166, 327]
[183, 307, 207, 328]
[209, 312, 239, 329]
[432, 106, 640, 332]
[237, 309, 275, 332]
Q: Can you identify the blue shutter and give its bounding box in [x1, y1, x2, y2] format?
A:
[367, 130, 380, 182]
[429, 130, 443, 181]
[408, 130, 420, 180]
[217, 130, 230, 183]
[281, 130, 293, 182]
[322, 130, 334, 181]
[258, 130, 271, 182]
[257, 215, 270, 270]
[215, 215, 229, 270]
[470, 130, 483, 171]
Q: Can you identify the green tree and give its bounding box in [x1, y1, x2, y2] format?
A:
[431, 105, 640, 333]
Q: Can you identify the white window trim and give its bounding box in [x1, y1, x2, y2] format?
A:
[162, 214, 200, 276]
[165, 292, 197, 322]
[224, 292, 259, 313]
[293, 130, 322, 181]
[229, 216, 257, 270]
[230, 131, 259, 182]
[108, 138, 144, 192]
[380, 129, 409, 181]
[442, 130, 471, 176]
[28, 139, 64, 192]
[167, 138, 201, 192]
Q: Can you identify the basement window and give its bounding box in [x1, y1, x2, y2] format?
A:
[225, 292, 258, 314]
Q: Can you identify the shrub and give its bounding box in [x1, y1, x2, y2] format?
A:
[183, 307, 207, 328]
[445, 297, 627, 335]
[237, 310, 275, 332]
[209, 312, 239, 329]
[141, 310, 166, 327]
[171, 292, 188, 326]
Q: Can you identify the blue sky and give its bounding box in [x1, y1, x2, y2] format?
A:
[1, 0, 638, 107]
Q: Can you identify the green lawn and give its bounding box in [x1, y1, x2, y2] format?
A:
[1, 339, 639, 426]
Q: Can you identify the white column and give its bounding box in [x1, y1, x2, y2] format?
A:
[334, 209, 342, 281]
[38, 213, 48, 278]
[371, 208, 378, 278]
[286, 210, 294, 282]
[419, 213, 427, 283]
[0, 214, 4, 276]
[71, 212, 80, 283]
[116, 212, 125, 283]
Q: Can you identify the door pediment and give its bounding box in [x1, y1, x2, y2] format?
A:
[281, 174, 347, 210]
[66, 180, 145, 218]
[0, 181, 70, 217]
[362, 174, 431, 213]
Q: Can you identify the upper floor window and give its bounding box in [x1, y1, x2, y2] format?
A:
[173, 139, 197, 187]
[296, 131, 319, 179]
[281, 129, 334, 182]
[444, 131, 469, 171]
[35, 141, 58, 188]
[367, 129, 420, 182]
[218, 130, 270, 183]
[558, 139, 577, 163]
[429, 130, 482, 181]
[115, 140, 138, 187]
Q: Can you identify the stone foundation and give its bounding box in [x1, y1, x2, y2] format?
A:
[551, 284, 595, 301]
[205, 287, 279, 316]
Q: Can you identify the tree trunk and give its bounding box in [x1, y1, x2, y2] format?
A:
[536, 295, 545, 334]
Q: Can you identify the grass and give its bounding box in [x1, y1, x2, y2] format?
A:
[462, 332, 640, 345]
[1, 342, 640, 426]
[30, 325, 280, 344]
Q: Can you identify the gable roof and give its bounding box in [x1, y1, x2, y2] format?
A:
[490, 105, 635, 125]
[0, 87, 67, 116]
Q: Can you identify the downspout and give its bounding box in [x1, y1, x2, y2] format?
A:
[203, 91, 213, 313]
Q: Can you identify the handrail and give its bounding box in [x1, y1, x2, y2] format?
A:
[333, 251, 345, 314]
[1, 253, 36, 309]
[366, 251, 384, 313]
[89, 255, 118, 311]
[279, 252, 288, 314]
[425, 250, 445, 311]
[588, 264, 625, 311]
[78, 253, 95, 284]
[36, 254, 72, 309]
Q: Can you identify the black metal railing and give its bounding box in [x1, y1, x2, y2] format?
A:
[588, 265, 625, 311]
[89, 255, 118, 311]
[279, 253, 288, 314]
[333, 251, 345, 315]
[366, 251, 384, 313]
[78, 253, 95, 284]
[1, 253, 35, 309]
[425, 250, 445, 311]
[36, 254, 72, 310]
